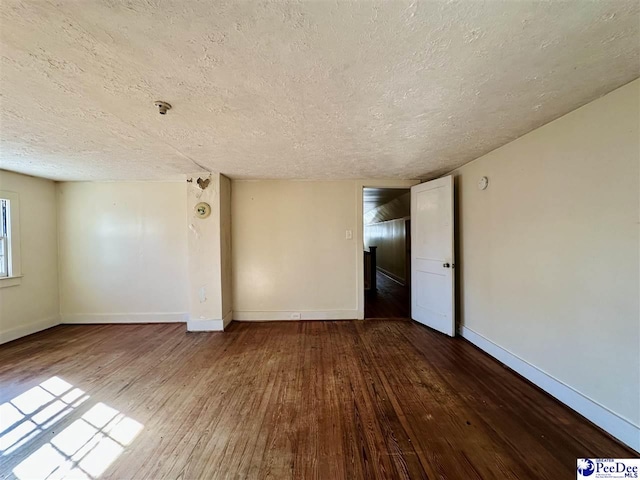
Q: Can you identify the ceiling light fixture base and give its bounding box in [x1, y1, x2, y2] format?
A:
[154, 101, 172, 115]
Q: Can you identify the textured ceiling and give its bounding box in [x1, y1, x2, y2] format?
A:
[1, 1, 638, 181]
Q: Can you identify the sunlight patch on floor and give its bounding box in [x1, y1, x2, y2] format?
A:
[0, 376, 143, 479]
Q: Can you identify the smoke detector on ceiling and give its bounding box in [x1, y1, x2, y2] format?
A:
[154, 101, 172, 115]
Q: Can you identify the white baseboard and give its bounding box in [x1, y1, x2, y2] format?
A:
[60, 312, 188, 324]
[233, 309, 359, 321]
[187, 311, 233, 332]
[0, 315, 60, 345]
[377, 267, 406, 286]
[187, 318, 225, 332]
[460, 326, 640, 453]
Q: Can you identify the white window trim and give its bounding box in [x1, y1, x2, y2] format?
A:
[0, 190, 22, 288]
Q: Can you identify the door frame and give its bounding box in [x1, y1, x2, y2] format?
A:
[355, 179, 419, 319]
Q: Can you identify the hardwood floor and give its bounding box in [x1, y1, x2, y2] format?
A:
[0, 321, 633, 480]
[365, 271, 410, 319]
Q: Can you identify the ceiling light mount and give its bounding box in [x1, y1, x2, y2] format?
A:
[154, 101, 172, 115]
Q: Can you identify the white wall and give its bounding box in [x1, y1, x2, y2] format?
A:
[58, 182, 188, 323]
[364, 191, 410, 224]
[186, 174, 222, 328]
[232, 180, 359, 320]
[186, 173, 233, 331]
[0, 171, 59, 343]
[455, 79, 639, 450]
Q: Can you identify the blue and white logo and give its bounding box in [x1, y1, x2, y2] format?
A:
[577, 458, 640, 479]
[577, 459, 595, 477]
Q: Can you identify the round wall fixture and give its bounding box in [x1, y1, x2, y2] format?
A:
[478, 176, 489, 190]
[195, 202, 211, 219]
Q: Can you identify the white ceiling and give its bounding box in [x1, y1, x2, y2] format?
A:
[1, 1, 638, 182]
[363, 188, 409, 214]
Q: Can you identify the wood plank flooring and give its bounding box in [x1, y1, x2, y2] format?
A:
[0, 321, 634, 479]
[365, 271, 410, 319]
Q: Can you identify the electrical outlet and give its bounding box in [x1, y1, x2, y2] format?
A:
[345, 229, 353, 239]
[291, 312, 301, 320]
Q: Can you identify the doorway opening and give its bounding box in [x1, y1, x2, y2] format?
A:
[363, 187, 411, 319]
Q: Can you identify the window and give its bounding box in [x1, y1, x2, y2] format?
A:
[0, 190, 21, 287]
[0, 199, 9, 277]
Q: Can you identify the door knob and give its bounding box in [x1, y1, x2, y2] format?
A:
[443, 263, 451, 268]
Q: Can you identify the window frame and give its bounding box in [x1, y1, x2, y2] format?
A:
[0, 190, 22, 288]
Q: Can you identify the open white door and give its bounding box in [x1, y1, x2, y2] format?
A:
[411, 175, 455, 336]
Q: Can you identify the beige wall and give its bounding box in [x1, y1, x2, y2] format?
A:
[364, 218, 409, 284]
[0, 171, 59, 343]
[232, 179, 418, 320]
[455, 80, 639, 437]
[186, 173, 233, 330]
[187, 174, 222, 326]
[232, 180, 359, 320]
[58, 182, 188, 322]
